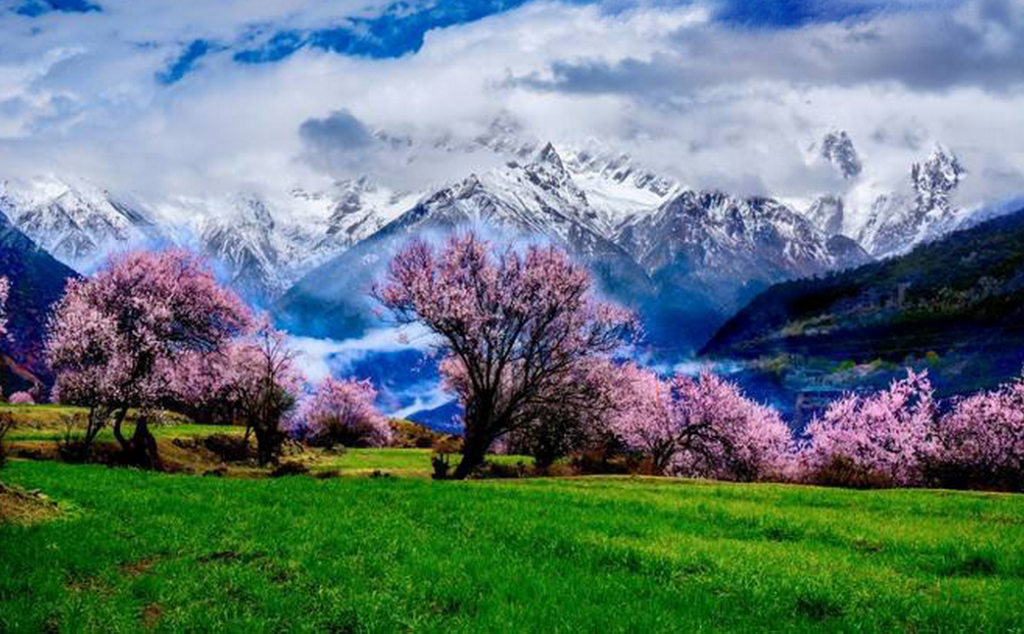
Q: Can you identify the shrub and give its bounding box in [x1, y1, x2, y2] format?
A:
[295, 378, 391, 449]
[389, 420, 445, 449]
[7, 391, 34, 405]
[431, 453, 451, 480]
[471, 460, 532, 479]
[203, 434, 255, 463]
[270, 461, 309, 477]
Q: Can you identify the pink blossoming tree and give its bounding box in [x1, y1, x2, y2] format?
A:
[293, 377, 392, 448]
[0, 276, 8, 340]
[801, 369, 936, 487]
[46, 251, 251, 468]
[376, 232, 638, 479]
[926, 373, 1024, 490]
[218, 320, 304, 466]
[612, 367, 793, 480]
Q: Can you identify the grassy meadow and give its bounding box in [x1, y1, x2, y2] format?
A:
[3, 457, 1024, 632]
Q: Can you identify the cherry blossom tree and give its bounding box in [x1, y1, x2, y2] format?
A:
[46, 251, 251, 468]
[612, 367, 793, 480]
[926, 373, 1024, 490]
[800, 369, 936, 487]
[501, 358, 623, 469]
[292, 377, 392, 448]
[0, 276, 8, 340]
[218, 321, 304, 466]
[376, 232, 638, 479]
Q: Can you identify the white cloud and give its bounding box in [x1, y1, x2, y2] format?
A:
[288, 324, 436, 383]
[0, 0, 1022, 226]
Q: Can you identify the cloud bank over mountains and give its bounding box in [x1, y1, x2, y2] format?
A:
[1, 0, 1024, 221]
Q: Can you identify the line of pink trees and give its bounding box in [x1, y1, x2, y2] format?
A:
[33, 235, 1024, 489]
[378, 231, 1024, 488]
[45, 251, 389, 469]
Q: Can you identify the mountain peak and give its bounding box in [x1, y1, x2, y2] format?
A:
[820, 130, 862, 179]
[912, 144, 965, 204]
[534, 142, 565, 171]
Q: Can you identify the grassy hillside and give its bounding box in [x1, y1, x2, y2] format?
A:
[3, 460, 1024, 632]
[702, 207, 1024, 397]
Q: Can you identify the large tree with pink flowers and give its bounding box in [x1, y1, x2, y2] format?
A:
[46, 251, 251, 468]
[612, 366, 793, 480]
[376, 232, 638, 479]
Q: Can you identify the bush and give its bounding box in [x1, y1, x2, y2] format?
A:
[803, 455, 895, 489]
[571, 449, 634, 475]
[0, 412, 12, 469]
[431, 453, 451, 480]
[471, 460, 532, 479]
[389, 420, 446, 449]
[294, 378, 392, 449]
[270, 461, 309, 477]
[7, 391, 34, 405]
[203, 434, 254, 463]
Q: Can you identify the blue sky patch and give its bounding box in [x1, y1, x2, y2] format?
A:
[14, 0, 100, 17]
[157, 39, 222, 85]
[234, 0, 535, 64]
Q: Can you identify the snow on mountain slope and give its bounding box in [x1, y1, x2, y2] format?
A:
[188, 179, 422, 304]
[855, 145, 969, 257]
[277, 143, 869, 356]
[0, 175, 167, 271]
[617, 190, 871, 312]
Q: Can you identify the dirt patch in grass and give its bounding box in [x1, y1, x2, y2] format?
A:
[141, 602, 163, 629]
[0, 481, 61, 525]
[197, 550, 267, 565]
[120, 556, 160, 578]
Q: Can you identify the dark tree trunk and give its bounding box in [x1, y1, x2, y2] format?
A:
[254, 424, 282, 467]
[129, 415, 163, 471]
[112, 408, 130, 452]
[452, 431, 489, 480]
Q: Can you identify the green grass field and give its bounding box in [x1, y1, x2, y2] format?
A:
[3, 459, 1024, 632]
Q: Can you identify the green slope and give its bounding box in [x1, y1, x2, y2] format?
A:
[702, 207, 1024, 394]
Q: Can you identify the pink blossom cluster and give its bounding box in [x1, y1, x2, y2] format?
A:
[611, 366, 792, 481]
[47, 251, 252, 412]
[801, 369, 936, 486]
[8, 391, 34, 405]
[927, 375, 1024, 488]
[292, 378, 391, 448]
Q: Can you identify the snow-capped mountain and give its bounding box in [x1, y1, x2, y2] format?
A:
[802, 131, 982, 260]
[855, 145, 968, 257]
[617, 190, 870, 312]
[0, 176, 167, 270]
[277, 143, 868, 354]
[805, 195, 845, 237]
[191, 180, 420, 304]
